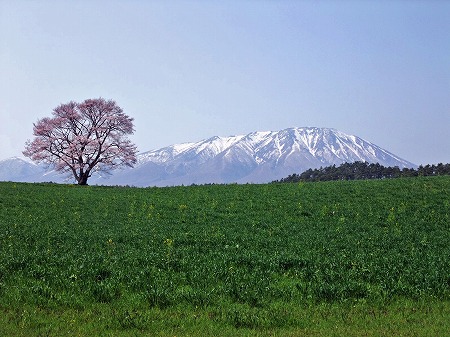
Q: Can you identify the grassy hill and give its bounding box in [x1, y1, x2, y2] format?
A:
[0, 177, 449, 336]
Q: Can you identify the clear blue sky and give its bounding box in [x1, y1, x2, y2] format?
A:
[1, 0, 449, 165]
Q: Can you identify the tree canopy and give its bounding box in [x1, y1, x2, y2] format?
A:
[23, 98, 137, 185]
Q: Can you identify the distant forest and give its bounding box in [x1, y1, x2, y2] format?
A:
[274, 161, 450, 183]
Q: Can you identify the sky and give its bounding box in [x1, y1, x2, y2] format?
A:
[1, 0, 449, 165]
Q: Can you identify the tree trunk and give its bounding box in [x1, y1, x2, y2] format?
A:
[78, 174, 89, 185]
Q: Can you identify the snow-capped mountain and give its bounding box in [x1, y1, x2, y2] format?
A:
[0, 157, 41, 182]
[0, 127, 416, 186]
[0, 157, 69, 183]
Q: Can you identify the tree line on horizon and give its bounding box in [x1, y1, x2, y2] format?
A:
[274, 161, 450, 183]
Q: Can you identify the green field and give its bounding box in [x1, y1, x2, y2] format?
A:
[0, 177, 449, 336]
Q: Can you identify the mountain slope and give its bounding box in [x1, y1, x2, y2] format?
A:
[0, 127, 416, 186]
[93, 127, 415, 186]
[0, 157, 71, 183]
[0, 157, 42, 182]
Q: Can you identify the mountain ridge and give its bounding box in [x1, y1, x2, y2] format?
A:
[0, 127, 415, 186]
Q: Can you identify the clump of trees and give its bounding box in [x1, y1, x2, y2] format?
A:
[274, 161, 450, 183]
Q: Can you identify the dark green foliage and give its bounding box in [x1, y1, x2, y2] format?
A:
[275, 161, 450, 183]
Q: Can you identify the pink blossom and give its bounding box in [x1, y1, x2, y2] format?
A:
[23, 98, 138, 185]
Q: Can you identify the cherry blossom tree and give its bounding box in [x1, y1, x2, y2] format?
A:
[23, 98, 138, 185]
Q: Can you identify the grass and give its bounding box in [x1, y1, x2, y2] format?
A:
[0, 177, 449, 335]
[1, 300, 449, 336]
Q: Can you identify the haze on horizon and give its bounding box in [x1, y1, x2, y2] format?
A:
[1, 0, 449, 165]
